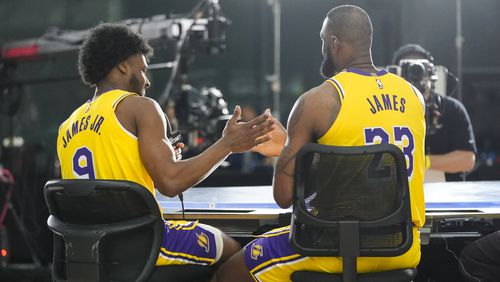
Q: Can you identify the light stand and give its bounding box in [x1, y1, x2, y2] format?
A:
[455, 0, 463, 101]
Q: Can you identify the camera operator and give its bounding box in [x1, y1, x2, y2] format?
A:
[393, 44, 476, 181]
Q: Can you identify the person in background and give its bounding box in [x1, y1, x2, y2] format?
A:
[393, 44, 476, 181]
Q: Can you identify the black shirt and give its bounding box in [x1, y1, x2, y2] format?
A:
[426, 93, 477, 181]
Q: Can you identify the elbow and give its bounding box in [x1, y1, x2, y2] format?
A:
[274, 193, 292, 209]
[463, 153, 476, 172]
[160, 189, 179, 198]
[456, 151, 476, 172]
[156, 185, 178, 198]
[155, 177, 182, 198]
[276, 200, 292, 209]
[273, 178, 293, 209]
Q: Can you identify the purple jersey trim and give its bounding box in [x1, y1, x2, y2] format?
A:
[346, 68, 388, 77]
[327, 78, 344, 99]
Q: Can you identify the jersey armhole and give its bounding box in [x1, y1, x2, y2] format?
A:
[326, 78, 344, 103]
[112, 92, 138, 110]
[318, 79, 344, 143]
[410, 84, 426, 113]
[112, 92, 140, 139]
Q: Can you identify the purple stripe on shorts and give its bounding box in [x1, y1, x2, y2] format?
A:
[161, 221, 218, 264]
[244, 227, 300, 272]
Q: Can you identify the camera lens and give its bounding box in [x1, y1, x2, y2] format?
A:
[408, 62, 425, 82]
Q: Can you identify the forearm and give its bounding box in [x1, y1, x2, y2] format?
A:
[177, 139, 231, 185]
[272, 146, 297, 209]
[429, 150, 475, 173]
[153, 139, 231, 197]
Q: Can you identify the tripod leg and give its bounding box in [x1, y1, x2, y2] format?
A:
[7, 202, 42, 266]
[0, 224, 9, 267]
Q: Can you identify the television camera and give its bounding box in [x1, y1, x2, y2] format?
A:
[388, 59, 458, 136]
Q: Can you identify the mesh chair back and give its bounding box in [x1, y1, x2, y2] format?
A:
[44, 179, 163, 282]
[290, 143, 413, 257]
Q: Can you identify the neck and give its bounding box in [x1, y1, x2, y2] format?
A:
[94, 81, 120, 99]
[343, 50, 377, 73]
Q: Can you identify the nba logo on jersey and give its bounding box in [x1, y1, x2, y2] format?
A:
[250, 243, 263, 260]
[196, 232, 210, 253]
[376, 79, 383, 89]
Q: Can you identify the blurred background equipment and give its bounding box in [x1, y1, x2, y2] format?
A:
[1, 0, 232, 151]
[388, 59, 444, 136]
[0, 166, 42, 268]
[157, 0, 232, 151]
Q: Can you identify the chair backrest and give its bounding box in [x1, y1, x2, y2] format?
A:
[290, 143, 413, 277]
[44, 179, 163, 282]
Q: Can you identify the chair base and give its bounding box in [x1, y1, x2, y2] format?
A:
[148, 265, 214, 282]
[291, 268, 417, 282]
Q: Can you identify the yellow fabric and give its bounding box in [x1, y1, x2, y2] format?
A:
[317, 69, 425, 271]
[425, 155, 431, 169]
[319, 70, 426, 229]
[57, 89, 154, 194]
[253, 227, 421, 282]
[252, 71, 425, 281]
[247, 71, 426, 282]
[57, 90, 225, 268]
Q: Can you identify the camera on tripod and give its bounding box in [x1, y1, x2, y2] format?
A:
[165, 0, 230, 55]
[390, 59, 438, 93]
[188, 10, 229, 55]
[388, 59, 442, 135]
[162, 0, 233, 151]
[174, 85, 230, 149]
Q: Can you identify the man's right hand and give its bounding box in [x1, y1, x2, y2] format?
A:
[221, 105, 275, 153]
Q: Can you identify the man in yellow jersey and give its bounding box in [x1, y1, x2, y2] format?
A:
[57, 23, 279, 270]
[214, 5, 426, 282]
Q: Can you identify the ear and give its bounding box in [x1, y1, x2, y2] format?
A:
[117, 61, 128, 75]
[330, 35, 340, 53]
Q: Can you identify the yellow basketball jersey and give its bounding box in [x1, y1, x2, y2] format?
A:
[318, 69, 426, 228]
[57, 90, 154, 194]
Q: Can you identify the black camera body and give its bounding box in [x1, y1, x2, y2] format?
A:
[399, 59, 437, 93]
[388, 59, 442, 137]
[175, 85, 230, 150]
[186, 16, 229, 55]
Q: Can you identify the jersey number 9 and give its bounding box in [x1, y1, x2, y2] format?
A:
[72, 147, 96, 179]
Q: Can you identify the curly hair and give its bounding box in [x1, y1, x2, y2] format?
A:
[78, 23, 153, 86]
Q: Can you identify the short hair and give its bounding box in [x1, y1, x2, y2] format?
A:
[392, 44, 434, 65]
[326, 5, 373, 47]
[78, 23, 153, 86]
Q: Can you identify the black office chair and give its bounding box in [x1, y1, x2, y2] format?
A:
[290, 143, 418, 282]
[44, 179, 213, 282]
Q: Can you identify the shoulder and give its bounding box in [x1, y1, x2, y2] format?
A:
[302, 81, 340, 103]
[292, 82, 340, 117]
[440, 95, 469, 116]
[441, 95, 465, 108]
[116, 95, 165, 130]
[289, 81, 340, 138]
[59, 103, 88, 132]
[119, 95, 162, 113]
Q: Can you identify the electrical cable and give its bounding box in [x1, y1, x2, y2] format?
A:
[178, 193, 185, 220]
[439, 234, 482, 282]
